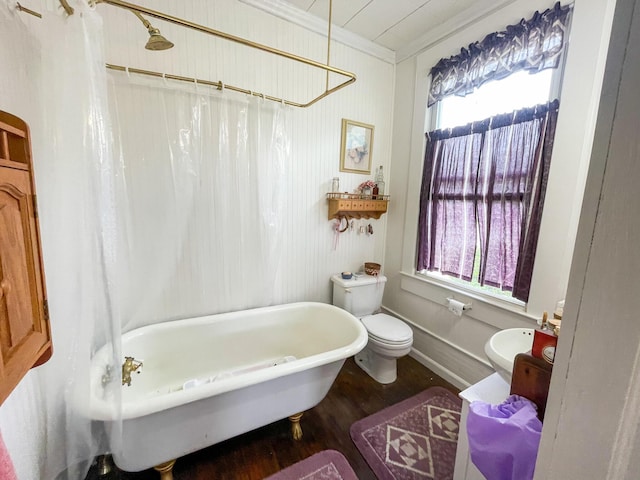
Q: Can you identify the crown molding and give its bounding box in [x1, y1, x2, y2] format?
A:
[395, 0, 524, 63]
[238, 0, 396, 65]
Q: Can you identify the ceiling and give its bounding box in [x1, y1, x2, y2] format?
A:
[279, 0, 490, 52]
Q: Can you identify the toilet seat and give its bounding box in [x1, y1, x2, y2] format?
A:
[361, 314, 413, 345]
[367, 334, 413, 353]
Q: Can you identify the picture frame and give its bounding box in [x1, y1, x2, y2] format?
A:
[339, 119, 374, 174]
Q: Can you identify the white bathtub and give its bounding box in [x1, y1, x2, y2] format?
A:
[89, 302, 367, 473]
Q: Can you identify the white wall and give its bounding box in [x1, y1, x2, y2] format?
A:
[384, 0, 616, 388]
[0, 0, 395, 477]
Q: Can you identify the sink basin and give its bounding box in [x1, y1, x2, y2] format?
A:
[485, 328, 534, 383]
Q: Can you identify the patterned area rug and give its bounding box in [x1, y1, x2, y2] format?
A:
[350, 387, 462, 480]
[265, 450, 358, 480]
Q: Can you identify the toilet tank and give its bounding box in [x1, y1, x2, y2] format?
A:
[331, 274, 387, 318]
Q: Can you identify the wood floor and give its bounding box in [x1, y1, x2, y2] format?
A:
[90, 355, 459, 480]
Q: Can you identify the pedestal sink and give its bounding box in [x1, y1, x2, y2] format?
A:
[484, 328, 534, 383]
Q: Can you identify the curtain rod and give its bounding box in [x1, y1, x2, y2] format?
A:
[63, 0, 356, 108]
[59, 0, 73, 15]
[107, 63, 312, 107]
[16, 2, 42, 18]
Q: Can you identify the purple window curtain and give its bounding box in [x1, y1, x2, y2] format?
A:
[428, 2, 572, 107]
[512, 103, 558, 300]
[417, 101, 559, 301]
[417, 125, 484, 280]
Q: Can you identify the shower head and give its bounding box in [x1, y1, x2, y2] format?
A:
[145, 27, 174, 51]
[132, 11, 174, 51]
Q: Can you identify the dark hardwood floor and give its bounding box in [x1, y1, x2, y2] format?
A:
[90, 355, 459, 480]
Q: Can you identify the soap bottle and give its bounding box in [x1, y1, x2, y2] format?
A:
[540, 311, 549, 330]
[375, 166, 385, 196]
[532, 312, 558, 364]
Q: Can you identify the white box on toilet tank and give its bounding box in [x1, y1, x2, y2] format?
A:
[331, 274, 387, 318]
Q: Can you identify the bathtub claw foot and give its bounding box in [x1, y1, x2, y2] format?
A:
[153, 459, 176, 480]
[289, 412, 304, 440]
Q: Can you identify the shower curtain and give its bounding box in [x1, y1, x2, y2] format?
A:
[107, 73, 290, 331]
[1, 1, 290, 478]
[0, 1, 122, 479]
[37, 4, 123, 479]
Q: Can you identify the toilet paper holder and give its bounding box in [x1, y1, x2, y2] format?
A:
[446, 297, 472, 316]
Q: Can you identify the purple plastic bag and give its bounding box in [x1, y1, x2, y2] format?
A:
[467, 395, 542, 480]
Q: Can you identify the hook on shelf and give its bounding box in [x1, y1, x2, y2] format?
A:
[337, 216, 349, 233]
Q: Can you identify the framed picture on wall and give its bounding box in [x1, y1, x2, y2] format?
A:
[340, 119, 374, 174]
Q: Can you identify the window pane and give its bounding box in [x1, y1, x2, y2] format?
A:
[436, 70, 554, 130]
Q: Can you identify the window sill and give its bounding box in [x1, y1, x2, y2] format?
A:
[399, 271, 539, 330]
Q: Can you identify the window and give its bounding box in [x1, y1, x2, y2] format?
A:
[416, 3, 571, 303]
[434, 69, 555, 130]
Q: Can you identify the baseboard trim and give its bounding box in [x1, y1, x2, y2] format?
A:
[383, 305, 493, 390]
[408, 349, 471, 391]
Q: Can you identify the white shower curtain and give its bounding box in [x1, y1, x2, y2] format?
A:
[0, 1, 123, 479]
[36, 3, 123, 479]
[107, 73, 290, 331]
[1, 2, 290, 478]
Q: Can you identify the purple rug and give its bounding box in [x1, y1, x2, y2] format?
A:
[350, 387, 462, 480]
[265, 450, 358, 480]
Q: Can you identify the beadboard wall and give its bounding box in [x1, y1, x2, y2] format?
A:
[101, 0, 395, 309]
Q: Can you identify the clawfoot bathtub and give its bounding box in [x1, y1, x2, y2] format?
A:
[90, 302, 367, 479]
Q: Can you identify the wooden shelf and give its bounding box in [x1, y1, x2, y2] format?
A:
[327, 192, 389, 220]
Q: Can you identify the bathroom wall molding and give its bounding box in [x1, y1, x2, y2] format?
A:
[238, 0, 396, 64]
[399, 272, 538, 329]
[409, 349, 471, 390]
[384, 305, 494, 389]
[240, 0, 522, 65]
[395, 0, 520, 63]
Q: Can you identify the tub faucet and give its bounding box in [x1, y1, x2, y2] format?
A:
[122, 356, 143, 386]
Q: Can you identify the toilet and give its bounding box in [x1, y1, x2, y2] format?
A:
[331, 273, 413, 384]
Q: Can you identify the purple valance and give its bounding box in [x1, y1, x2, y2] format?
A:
[428, 2, 572, 107]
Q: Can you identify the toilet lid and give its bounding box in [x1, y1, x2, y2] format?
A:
[361, 314, 413, 344]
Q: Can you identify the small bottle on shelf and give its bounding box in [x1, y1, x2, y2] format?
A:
[331, 177, 340, 193]
[375, 166, 385, 196]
